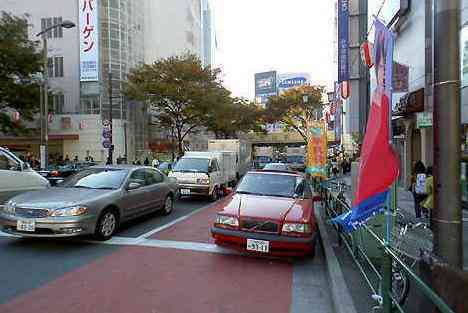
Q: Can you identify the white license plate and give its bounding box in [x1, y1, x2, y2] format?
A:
[17, 220, 35, 232]
[246, 239, 269, 253]
[180, 189, 191, 195]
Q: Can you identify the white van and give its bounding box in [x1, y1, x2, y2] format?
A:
[0, 147, 49, 204]
[169, 151, 236, 201]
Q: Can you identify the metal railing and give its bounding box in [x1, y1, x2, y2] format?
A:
[318, 179, 455, 313]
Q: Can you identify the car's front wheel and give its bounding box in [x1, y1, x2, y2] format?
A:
[162, 195, 174, 215]
[94, 209, 118, 241]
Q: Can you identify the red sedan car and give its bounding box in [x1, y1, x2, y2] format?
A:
[211, 170, 319, 257]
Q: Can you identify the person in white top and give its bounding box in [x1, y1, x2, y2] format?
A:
[151, 158, 159, 168]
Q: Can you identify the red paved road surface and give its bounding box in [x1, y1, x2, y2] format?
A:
[151, 202, 222, 243]
[0, 246, 293, 313]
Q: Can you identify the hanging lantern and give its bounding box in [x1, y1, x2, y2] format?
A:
[360, 40, 374, 68]
[341, 81, 351, 99]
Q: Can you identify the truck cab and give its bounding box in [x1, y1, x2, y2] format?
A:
[169, 152, 229, 201]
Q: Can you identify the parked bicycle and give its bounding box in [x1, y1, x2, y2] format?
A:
[372, 210, 433, 311]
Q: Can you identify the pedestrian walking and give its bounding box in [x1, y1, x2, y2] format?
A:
[152, 158, 159, 168]
[421, 166, 433, 228]
[144, 157, 150, 166]
[410, 161, 427, 218]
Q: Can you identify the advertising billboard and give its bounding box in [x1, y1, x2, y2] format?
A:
[255, 71, 277, 97]
[79, 0, 99, 82]
[277, 73, 311, 94]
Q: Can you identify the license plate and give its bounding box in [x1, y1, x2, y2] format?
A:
[39, 172, 48, 177]
[246, 239, 269, 253]
[17, 220, 35, 232]
[180, 189, 190, 195]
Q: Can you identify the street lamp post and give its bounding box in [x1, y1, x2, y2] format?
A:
[35, 20, 75, 170]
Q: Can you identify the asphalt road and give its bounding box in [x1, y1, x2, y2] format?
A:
[0, 196, 333, 313]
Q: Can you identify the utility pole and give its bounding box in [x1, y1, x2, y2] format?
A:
[433, 0, 463, 268]
[107, 71, 114, 165]
[41, 36, 49, 170]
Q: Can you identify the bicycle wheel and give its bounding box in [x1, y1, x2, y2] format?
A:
[378, 266, 410, 306]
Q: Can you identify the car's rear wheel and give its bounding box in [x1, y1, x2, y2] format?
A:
[94, 209, 118, 241]
[162, 195, 174, 215]
[210, 186, 219, 202]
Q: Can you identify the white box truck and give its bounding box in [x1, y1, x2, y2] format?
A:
[286, 146, 306, 172]
[253, 146, 273, 169]
[169, 151, 236, 201]
[208, 139, 252, 180]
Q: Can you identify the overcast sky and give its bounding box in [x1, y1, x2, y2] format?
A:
[212, 0, 336, 100]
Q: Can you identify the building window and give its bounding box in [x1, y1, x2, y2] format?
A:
[47, 57, 64, 78]
[81, 96, 100, 114]
[52, 94, 64, 114]
[54, 57, 64, 77]
[41, 17, 63, 38]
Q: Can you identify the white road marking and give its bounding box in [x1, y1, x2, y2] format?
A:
[85, 236, 242, 255]
[135, 203, 215, 240]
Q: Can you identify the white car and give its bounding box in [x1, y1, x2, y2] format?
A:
[0, 147, 49, 204]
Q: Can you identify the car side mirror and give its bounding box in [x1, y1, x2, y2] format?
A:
[127, 182, 142, 190]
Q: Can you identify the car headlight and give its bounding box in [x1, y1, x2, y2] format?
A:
[197, 178, 210, 185]
[215, 215, 239, 227]
[2, 200, 16, 215]
[50, 206, 88, 217]
[282, 223, 311, 234]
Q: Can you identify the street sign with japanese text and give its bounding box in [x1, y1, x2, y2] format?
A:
[79, 0, 99, 81]
[102, 140, 111, 149]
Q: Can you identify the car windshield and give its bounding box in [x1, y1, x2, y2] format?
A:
[59, 168, 128, 189]
[236, 173, 299, 198]
[158, 162, 170, 170]
[287, 156, 305, 164]
[173, 158, 209, 173]
[255, 156, 272, 163]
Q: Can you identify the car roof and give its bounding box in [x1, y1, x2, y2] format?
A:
[90, 165, 157, 170]
[247, 169, 301, 177]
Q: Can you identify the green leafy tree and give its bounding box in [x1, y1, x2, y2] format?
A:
[265, 85, 325, 143]
[206, 96, 265, 139]
[0, 12, 42, 134]
[125, 54, 225, 155]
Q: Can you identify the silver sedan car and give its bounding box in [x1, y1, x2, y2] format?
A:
[0, 165, 179, 240]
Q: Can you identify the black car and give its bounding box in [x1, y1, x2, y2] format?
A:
[38, 162, 96, 185]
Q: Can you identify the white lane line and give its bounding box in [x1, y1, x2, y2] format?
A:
[85, 236, 241, 256]
[135, 203, 215, 240]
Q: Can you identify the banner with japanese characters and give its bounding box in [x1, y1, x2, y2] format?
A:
[79, 0, 99, 81]
[337, 0, 349, 83]
[306, 121, 328, 178]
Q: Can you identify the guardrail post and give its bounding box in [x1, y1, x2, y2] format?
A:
[382, 248, 392, 313]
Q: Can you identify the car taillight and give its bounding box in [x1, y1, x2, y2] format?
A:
[51, 170, 60, 177]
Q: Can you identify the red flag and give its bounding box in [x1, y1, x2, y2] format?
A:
[354, 89, 399, 206]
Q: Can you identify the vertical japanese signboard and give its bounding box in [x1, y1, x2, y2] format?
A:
[79, 0, 99, 81]
[306, 121, 328, 178]
[337, 0, 349, 83]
